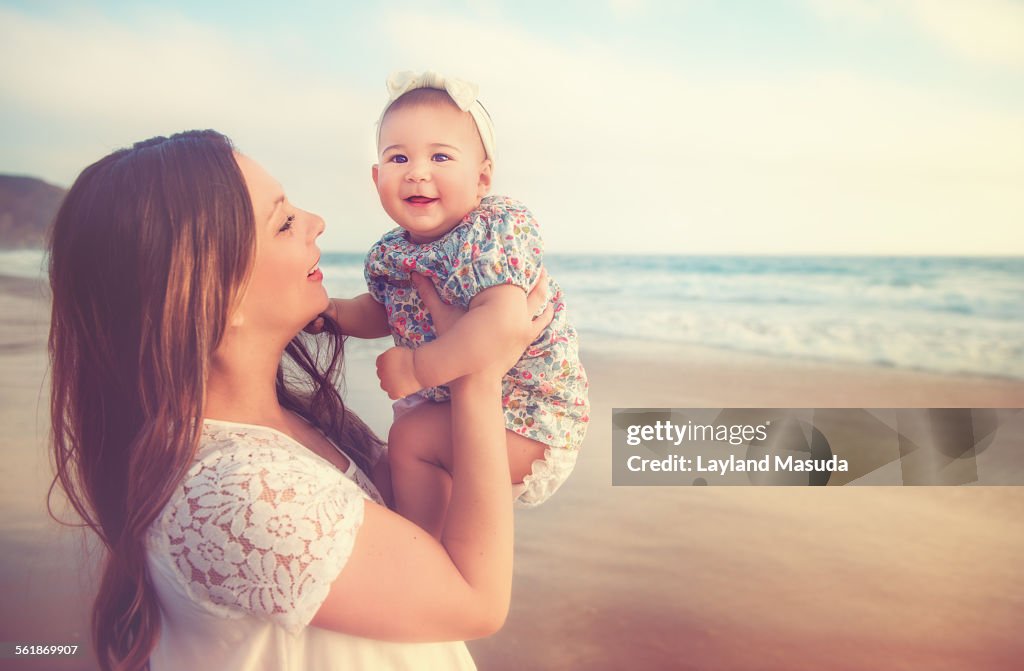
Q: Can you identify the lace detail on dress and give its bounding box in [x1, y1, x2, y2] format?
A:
[150, 424, 369, 634]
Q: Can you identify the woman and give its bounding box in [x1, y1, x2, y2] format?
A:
[48, 130, 551, 670]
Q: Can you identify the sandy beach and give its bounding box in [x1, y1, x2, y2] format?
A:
[2, 274, 1022, 670]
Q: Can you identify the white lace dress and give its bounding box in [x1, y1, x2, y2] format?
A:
[145, 418, 476, 670]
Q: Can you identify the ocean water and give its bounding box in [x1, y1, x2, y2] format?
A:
[318, 252, 1024, 381]
[4, 249, 1021, 380]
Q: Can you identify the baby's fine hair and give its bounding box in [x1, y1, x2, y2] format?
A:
[382, 87, 462, 121]
[377, 84, 496, 162]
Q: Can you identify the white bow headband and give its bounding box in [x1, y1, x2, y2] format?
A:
[377, 70, 496, 162]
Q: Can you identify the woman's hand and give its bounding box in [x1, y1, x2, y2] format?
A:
[410, 269, 553, 373]
[304, 315, 327, 334]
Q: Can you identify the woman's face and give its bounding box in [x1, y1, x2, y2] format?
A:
[233, 153, 328, 333]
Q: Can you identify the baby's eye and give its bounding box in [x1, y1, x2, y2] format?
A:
[388, 154, 408, 164]
[432, 153, 451, 162]
[278, 215, 295, 233]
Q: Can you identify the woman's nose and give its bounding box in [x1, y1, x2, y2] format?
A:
[306, 211, 326, 240]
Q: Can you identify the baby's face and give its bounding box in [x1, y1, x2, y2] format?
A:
[373, 102, 491, 243]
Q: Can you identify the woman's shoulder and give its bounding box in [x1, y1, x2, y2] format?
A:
[147, 419, 371, 633]
[193, 419, 329, 475]
[172, 420, 371, 510]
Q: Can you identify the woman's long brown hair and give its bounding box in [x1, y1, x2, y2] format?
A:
[47, 130, 382, 670]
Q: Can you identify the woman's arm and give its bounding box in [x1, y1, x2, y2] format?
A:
[310, 274, 553, 641]
[376, 271, 548, 400]
[310, 373, 511, 640]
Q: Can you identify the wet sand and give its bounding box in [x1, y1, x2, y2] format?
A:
[468, 346, 1024, 670]
[2, 275, 1022, 670]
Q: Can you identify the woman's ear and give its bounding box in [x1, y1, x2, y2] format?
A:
[477, 160, 492, 198]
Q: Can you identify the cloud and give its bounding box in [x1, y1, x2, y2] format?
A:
[804, 0, 1024, 69]
[0, 6, 378, 138]
[608, 0, 648, 19]
[1, 4, 1021, 254]
[802, 0, 891, 24]
[0, 5, 385, 251]
[907, 0, 1024, 69]
[380, 8, 1024, 254]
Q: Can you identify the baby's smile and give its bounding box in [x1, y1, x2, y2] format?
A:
[405, 195, 438, 206]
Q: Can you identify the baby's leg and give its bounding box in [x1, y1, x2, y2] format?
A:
[506, 431, 548, 489]
[389, 401, 548, 538]
[388, 400, 454, 539]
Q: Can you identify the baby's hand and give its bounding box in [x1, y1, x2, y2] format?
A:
[304, 314, 328, 335]
[303, 298, 338, 335]
[376, 346, 423, 400]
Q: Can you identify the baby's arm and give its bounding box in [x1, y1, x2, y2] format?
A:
[327, 293, 391, 339]
[376, 283, 533, 400]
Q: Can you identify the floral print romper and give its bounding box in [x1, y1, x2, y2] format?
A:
[365, 195, 589, 506]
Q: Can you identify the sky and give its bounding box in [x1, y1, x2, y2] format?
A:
[1, 0, 1022, 255]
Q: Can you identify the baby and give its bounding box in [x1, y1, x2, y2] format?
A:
[329, 71, 589, 536]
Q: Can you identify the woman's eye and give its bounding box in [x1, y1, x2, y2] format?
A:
[389, 154, 408, 164]
[278, 215, 295, 233]
[432, 153, 450, 162]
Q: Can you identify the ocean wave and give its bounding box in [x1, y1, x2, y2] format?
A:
[7, 249, 1014, 380]
[317, 253, 1023, 378]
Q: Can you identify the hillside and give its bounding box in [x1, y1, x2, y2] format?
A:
[0, 175, 66, 249]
